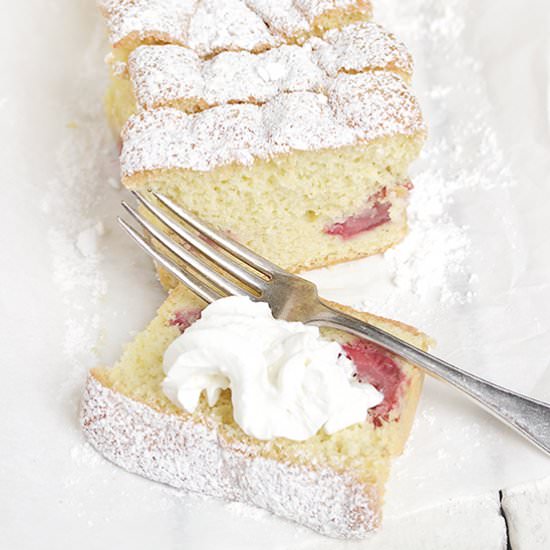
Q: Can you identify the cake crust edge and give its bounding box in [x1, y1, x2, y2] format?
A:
[80, 292, 430, 538]
[82, 372, 382, 539]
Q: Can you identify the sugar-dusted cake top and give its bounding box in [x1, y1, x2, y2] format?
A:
[127, 22, 413, 111]
[99, 0, 373, 56]
[106, 1, 423, 177]
[121, 71, 425, 176]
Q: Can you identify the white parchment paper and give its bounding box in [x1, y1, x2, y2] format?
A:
[1, 0, 549, 548]
[307, 0, 550, 520]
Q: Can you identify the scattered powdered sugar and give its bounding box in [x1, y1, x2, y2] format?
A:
[76, 222, 106, 257]
[373, 0, 514, 306]
[45, 113, 113, 366]
[42, 23, 121, 377]
[69, 441, 104, 468]
[384, 186, 474, 304]
[224, 500, 275, 522]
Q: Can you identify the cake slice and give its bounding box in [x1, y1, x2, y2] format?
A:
[120, 67, 424, 282]
[99, 4, 425, 278]
[81, 284, 430, 538]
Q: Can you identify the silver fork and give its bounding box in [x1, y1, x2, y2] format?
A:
[119, 190, 550, 457]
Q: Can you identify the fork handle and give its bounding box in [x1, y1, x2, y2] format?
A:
[311, 305, 550, 457]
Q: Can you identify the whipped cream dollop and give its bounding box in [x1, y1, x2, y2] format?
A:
[162, 296, 383, 441]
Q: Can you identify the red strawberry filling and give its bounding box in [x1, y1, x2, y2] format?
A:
[324, 201, 391, 240]
[343, 340, 405, 427]
[324, 182, 413, 240]
[169, 309, 202, 331]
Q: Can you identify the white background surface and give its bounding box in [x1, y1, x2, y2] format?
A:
[1, 0, 549, 548]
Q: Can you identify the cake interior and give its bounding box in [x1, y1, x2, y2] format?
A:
[93, 285, 428, 490]
[127, 134, 423, 274]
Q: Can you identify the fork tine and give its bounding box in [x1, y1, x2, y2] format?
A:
[151, 191, 281, 276]
[131, 191, 264, 291]
[121, 202, 252, 299]
[118, 218, 220, 304]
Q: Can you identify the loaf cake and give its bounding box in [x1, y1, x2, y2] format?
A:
[98, 0, 425, 276]
[85, 0, 430, 538]
[120, 70, 424, 280]
[81, 284, 430, 538]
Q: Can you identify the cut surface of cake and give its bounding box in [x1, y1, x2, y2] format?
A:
[120, 66, 424, 279]
[98, 0, 426, 277]
[81, 285, 430, 538]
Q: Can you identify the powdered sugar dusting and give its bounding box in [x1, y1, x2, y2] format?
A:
[81, 375, 380, 539]
[45, 117, 112, 366]
[101, 0, 371, 56]
[187, 0, 276, 57]
[295, 0, 367, 20]
[128, 22, 412, 111]
[120, 70, 424, 175]
[244, 0, 309, 36]
[76, 222, 106, 257]
[263, 91, 354, 150]
[312, 20, 412, 77]
[384, 189, 473, 304]
[129, 46, 204, 109]
[372, 0, 514, 307]
[205, 44, 324, 103]
[99, 0, 197, 47]
[329, 71, 422, 138]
